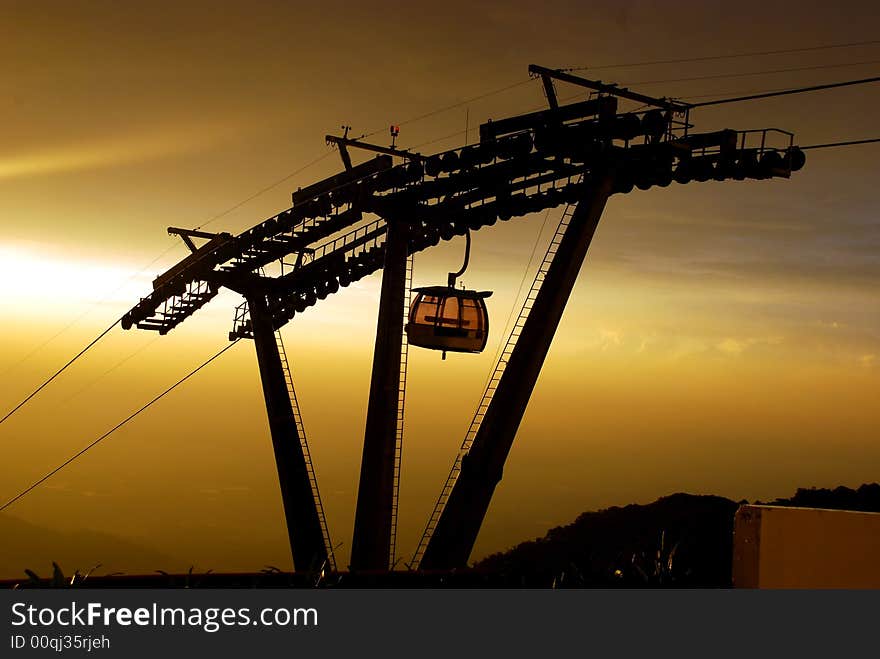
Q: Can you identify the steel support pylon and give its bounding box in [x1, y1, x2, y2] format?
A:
[420, 174, 614, 570]
[248, 294, 329, 572]
[350, 219, 410, 571]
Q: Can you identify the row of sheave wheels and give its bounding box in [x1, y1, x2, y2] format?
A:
[613, 146, 806, 193]
[269, 177, 591, 322]
[268, 143, 809, 320]
[244, 110, 675, 251]
[263, 143, 808, 321]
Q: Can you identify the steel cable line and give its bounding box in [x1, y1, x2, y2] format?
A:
[2, 311, 113, 379]
[0, 243, 204, 424]
[194, 150, 335, 231]
[678, 80, 880, 103]
[626, 59, 880, 87]
[681, 85, 811, 102]
[2, 83, 529, 422]
[800, 138, 880, 149]
[535, 76, 880, 113]
[0, 317, 122, 427]
[360, 79, 537, 140]
[349, 40, 880, 142]
[0, 339, 241, 513]
[58, 336, 162, 407]
[0, 247, 178, 380]
[484, 206, 556, 388]
[563, 38, 880, 71]
[428, 72, 880, 138]
[690, 76, 880, 107]
[371, 49, 880, 141]
[2, 149, 336, 419]
[543, 71, 880, 110]
[5, 77, 545, 391]
[0, 241, 190, 426]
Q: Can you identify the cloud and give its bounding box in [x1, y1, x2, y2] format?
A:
[0, 118, 239, 181]
[716, 338, 747, 355]
[599, 328, 622, 350]
[573, 327, 626, 353]
[667, 337, 710, 361]
[716, 336, 783, 356]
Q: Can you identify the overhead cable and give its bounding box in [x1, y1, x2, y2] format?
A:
[564, 39, 880, 71]
[690, 76, 880, 107]
[0, 339, 241, 513]
[800, 138, 880, 149]
[0, 318, 121, 427]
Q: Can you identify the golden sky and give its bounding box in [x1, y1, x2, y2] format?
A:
[1, 1, 879, 577]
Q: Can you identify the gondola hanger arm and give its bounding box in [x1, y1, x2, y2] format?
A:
[447, 230, 471, 288]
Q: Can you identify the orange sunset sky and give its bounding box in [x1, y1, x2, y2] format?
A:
[1, 1, 878, 577]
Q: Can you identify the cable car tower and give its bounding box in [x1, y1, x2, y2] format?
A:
[121, 65, 804, 573]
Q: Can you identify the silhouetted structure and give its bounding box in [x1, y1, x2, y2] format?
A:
[8, 484, 874, 588]
[478, 494, 739, 587]
[121, 65, 804, 573]
[761, 483, 880, 512]
[476, 483, 879, 587]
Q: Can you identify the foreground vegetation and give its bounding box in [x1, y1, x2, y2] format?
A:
[475, 483, 880, 587]
[8, 484, 878, 588]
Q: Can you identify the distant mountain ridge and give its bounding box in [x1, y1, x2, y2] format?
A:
[474, 483, 880, 587]
[757, 483, 880, 511]
[0, 513, 181, 581]
[4, 484, 877, 586]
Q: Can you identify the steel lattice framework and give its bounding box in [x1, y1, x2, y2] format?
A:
[122, 65, 804, 573]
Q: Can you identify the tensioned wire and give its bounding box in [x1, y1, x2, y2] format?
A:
[0, 339, 241, 513]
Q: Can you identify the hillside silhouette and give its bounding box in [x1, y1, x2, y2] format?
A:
[757, 483, 880, 511]
[474, 483, 880, 587]
[0, 514, 182, 580]
[5, 484, 877, 587]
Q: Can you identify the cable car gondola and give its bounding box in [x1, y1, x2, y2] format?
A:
[405, 231, 492, 358]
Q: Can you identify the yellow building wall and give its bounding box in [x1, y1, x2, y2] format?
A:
[733, 505, 880, 589]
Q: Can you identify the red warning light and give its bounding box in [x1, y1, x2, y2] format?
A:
[390, 125, 400, 137]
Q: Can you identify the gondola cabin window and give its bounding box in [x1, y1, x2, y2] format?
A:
[406, 286, 492, 355]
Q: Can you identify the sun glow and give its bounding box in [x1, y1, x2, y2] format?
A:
[0, 244, 151, 312]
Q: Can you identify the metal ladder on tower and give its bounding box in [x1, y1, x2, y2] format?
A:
[274, 329, 337, 572]
[389, 253, 414, 569]
[409, 200, 578, 568]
